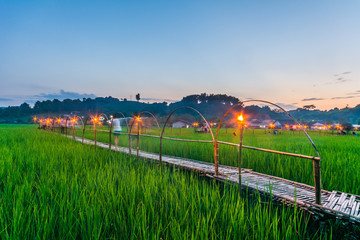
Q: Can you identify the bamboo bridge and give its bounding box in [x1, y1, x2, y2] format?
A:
[35, 99, 360, 224]
[68, 135, 360, 224]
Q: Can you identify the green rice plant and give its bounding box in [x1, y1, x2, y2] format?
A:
[73, 126, 360, 195]
[0, 125, 342, 239]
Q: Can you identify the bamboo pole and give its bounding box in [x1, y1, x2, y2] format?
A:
[136, 120, 140, 159]
[238, 120, 245, 194]
[214, 141, 219, 176]
[313, 158, 322, 205]
[94, 122, 97, 147]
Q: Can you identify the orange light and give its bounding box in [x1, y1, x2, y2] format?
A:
[193, 122, 199, 127]
[237, 115, 244, 122]
[33, 117, 37, 122]
[285, 124, 289, 129]
[304, 125, 308, 129]
[210, 123, 214, 127]
[269, 123, 275, 129]
[57, 118, 61, 123]
[71, 117, 77, 123]
[355, 127, 359, 130]
[39, 119, 43, 123]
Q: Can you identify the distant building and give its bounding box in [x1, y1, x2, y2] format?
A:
[352, 124, 360, 130]
[172, 120, 191, 128]
[311, 122, 324, 130]
[247, 119, 282, 129]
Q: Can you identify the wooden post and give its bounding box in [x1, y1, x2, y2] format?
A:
[109, 125, 112, 150]
[82, 126, 85, 144]
[136, 121, 140, 159]
[313, 158, 322, 205]
[159, 136, 162, 164]
[128, 132, 132, 156]
[214, 141, 219, 176]
[72, 125, 75, 140]
[94, 123, 97, 147]
[238, 123, 245, 194]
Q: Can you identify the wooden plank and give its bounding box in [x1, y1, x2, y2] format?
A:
[340, 199, 350, 212]
[353, 202, 360, 217]
[328, 197, 340, 209]
[327, 191, 338, 203]
[348, 195, 356, 209]
[351, 202, 359, 216]
[338, 193, 348, 205]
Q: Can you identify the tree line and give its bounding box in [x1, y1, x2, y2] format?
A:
[1, 93, 360, 124]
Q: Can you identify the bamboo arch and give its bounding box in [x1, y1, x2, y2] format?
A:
[214, 99, 321, 204]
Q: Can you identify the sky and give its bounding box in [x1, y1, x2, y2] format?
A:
[1, 0, 359, 110]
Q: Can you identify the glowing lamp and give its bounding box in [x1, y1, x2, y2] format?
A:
[237, 115, 244, 122]
[57, 118, 61, 123]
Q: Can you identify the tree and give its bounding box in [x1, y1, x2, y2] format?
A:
[19, 102, 31, 113]
[136, 93, 140, 102]
[303, 105, 316, 110]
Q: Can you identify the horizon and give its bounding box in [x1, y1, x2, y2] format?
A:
[4, 92, 359, 112]
[1, 1, 359, 110]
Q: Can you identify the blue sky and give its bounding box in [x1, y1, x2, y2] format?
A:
[1, 0, 359, 109]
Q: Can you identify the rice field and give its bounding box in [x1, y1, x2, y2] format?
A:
[75, 125, 360, 195]
[1, 125, 359, 239]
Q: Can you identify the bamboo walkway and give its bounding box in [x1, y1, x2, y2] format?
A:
[72, 136, 360, 223]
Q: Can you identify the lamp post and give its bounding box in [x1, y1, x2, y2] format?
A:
[39, 119, 43, 129]
[93, 116, 99, 147]
[45, 118, 51, 130]
[193, 122, 199, 133]
[56, 118, 61, 133]
[71, 117, 77, 140]
[237, 114, 245, 194]
[32, 116, 37, 127]
[136, 116, 141, 159]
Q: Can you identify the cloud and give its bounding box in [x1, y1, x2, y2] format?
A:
[0, 98, 12, 102]
[274, 103, 298, 111]
[302, 98, 324, 101]
[347, 90, 360, 95]
[35, 89, 96, 100]
[334, 71, 351, 76]
[141, 98, 178, 103]
[331, 96, 359, 100]
[326, 71, 352, 84]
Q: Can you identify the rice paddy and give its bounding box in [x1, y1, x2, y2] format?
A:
[1, 124, 359, 238]
[76, 125, 360, 195]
